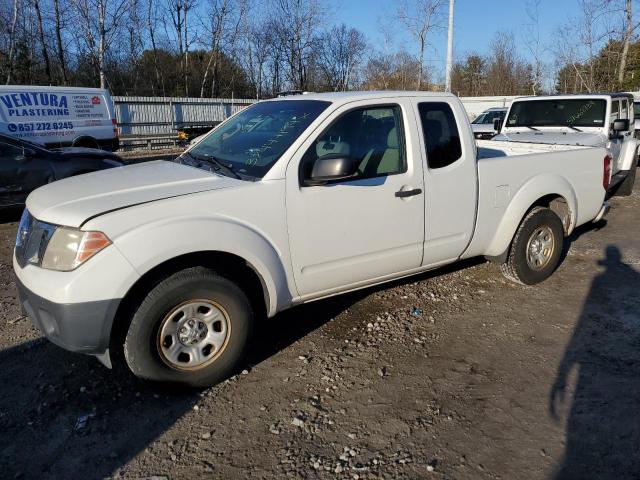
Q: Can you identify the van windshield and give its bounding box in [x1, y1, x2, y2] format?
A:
[186, 100, 330, 179]
[505, 99, 607, 128]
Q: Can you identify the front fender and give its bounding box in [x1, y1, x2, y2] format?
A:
[619, 137, 639, 170]
[485, 174, 578, 257]
[112, 215, 292, 317]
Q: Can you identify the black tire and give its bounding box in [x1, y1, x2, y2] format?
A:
[500, 207, 565, 285]
[123, 267, 253, 387]
[615, 158, 637, 196]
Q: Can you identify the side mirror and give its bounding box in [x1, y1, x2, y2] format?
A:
[306, 155, 356, 186]
[493, 118, 502, 132]
[612, 118, 630, 132]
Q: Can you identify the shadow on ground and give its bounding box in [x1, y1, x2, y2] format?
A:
[0, 253, 485, 479]
[550, 245, 640, 479]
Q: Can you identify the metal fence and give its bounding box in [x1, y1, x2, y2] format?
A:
[113, 94, 519, 136]
[113, 96, 256, 136]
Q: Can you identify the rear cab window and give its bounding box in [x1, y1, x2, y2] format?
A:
[417, 102, 462, 169]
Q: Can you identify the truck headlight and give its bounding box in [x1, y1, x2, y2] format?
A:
[15, 210, 111, 271]
[41, 228, 112, 271]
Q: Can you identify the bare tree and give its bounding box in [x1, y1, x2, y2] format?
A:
[618, 0, 633, 86]
[32, 0, 52, 84]
[272, 0, 321, 91]
[146, 0, 164, 95]
[74, 0, 130, 88]
[316, 24, 367, 91]
[199, 0, 245, 97]
[523, 0, 544, 94]
[5, 0, 20, 84]
[362, 50, 421, 91]
[166, 0, 196, 95]
[396, 0, 446, 90]
[53, 0, 68, 84]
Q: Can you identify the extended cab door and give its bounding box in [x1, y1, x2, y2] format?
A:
[285, 99, 425, 297]
[414, 100, 478, 266]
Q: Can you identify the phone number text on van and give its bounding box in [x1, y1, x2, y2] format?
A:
[8, 121, 74, 133]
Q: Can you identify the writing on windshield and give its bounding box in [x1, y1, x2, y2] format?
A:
[190, 99, 330, 178]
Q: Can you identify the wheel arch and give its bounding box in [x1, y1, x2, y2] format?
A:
[110, 250, 274, 352]
[484, 174, 577, 260]
[72, 135, 99, 149]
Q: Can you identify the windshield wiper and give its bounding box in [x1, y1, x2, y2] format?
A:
[186, 151, 242, 179]
[566, 125, 583, 132]
[523, 125, 540, 131]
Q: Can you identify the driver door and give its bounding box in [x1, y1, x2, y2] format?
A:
[285, 99, 425, 298]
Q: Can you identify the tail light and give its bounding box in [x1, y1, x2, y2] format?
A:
[603, 155, 612, 190]
[112, 118, 119, 137]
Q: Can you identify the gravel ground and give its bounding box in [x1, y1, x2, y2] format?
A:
[0, 183, 639, 480]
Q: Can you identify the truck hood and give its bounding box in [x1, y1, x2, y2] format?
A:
[27, 160, 241, 228]
[496, 130, 608, 147]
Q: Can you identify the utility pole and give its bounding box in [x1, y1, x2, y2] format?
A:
[445, 0, 454, 92]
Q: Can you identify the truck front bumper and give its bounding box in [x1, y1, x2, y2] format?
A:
[13, 244, 140, 368]
[16, 277, 119, 365]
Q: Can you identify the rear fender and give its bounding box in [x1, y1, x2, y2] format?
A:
[485, 174, 578, 257]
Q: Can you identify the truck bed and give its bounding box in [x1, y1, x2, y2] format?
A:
[463, 142, 608, 260]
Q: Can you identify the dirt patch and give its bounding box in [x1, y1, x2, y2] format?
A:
[1, 184, 639, 479]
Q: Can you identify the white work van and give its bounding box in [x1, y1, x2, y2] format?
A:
[14, 91, 609, 387]
[0, 85, 119, 151]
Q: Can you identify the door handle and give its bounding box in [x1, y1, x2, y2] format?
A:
[395, 188, 422, 198]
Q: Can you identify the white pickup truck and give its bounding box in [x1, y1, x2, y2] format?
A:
[13, 91, 609, 387]
[496, 93, 638, 196]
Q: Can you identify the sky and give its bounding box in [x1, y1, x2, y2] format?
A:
[335, 0, 579, 80]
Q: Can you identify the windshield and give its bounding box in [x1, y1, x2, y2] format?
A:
[505, 99, 607, 128]
[187, 99, 330, 178]
[634, 102, 640, 118]
[472, 110, 505, 125]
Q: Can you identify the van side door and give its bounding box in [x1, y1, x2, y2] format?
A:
[414, 100, 478, 266]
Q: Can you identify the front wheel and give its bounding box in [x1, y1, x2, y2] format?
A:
[123, 267, 253, 387]
[500, 207, 565, 285]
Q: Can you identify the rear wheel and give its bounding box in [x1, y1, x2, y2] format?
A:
[123, 267, 253, 387]
[500, 207, 564, 285]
